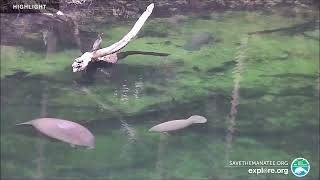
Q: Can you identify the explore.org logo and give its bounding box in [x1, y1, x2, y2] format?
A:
[291, 158, 310, 177]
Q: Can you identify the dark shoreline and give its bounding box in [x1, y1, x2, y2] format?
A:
[1, 0, 319, 15]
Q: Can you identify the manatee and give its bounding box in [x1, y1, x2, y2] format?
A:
[184, 32, 212, 51]
[16, 118, 95, 149]
[149, 115, 207, 132]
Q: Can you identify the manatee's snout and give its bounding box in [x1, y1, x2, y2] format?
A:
[188, 115, 207, 123]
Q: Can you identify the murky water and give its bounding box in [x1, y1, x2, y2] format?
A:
[1, 6, 319, 180]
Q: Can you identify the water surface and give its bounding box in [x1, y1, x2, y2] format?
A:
[1, 7, 319, 180]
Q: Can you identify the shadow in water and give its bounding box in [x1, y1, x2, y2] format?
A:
[32, 30, 59, 179]
[224, 35, 248, 177]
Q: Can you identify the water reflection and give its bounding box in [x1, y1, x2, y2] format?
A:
[134, 76, 144, 99]
[155, 134, 168, 179]
[1, 6, 319, 180]
[34, 81, 47, 179]
[120, 81, 130, 104]
[113, 77, 145, 104]
[119, 117, 138, 163]
[225, 35, 248, 176]
[33, 29, 61, 178]
[316, 73, 320, 97]
[74, 79, 139, 143]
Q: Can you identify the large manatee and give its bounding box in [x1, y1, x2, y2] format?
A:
[149, 115, 207, 132]
[16, 118, 95, 149]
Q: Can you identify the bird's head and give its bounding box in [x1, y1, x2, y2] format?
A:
[72, 52, 93, 72]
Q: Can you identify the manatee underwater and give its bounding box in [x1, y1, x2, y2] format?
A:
[184, 32, 212, 51]
[149, 115, 207, 132]
[16, 118, 95, 149]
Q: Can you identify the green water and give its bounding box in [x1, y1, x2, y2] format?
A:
[1, 8, 319, 180]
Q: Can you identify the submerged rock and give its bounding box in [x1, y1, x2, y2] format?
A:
[184, 32, 212, 51]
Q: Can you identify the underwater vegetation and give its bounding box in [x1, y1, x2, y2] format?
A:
[1, 6, 319, 180]
[2, 9, 318, 115]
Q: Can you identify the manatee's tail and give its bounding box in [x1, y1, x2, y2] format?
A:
[16, 121, 32, 126]
[188, 115, 207, 124]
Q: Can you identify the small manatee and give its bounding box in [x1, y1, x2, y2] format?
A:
[16, 118, 95, 149]
[149, 115, 207, 132]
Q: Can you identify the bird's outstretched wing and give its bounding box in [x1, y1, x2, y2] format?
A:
[92, 4, 155, 58]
